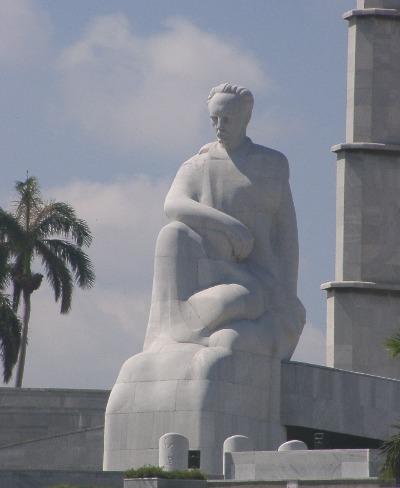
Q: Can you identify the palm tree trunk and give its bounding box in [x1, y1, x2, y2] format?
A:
[14, 290, 31, 388]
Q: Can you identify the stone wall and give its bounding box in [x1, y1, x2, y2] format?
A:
[0, 469, 123, 488]
[1, 362, 400, 474]
[0, 387, 109, 469]
[223, 449, 379, 482]
[281, 361, 400, 442]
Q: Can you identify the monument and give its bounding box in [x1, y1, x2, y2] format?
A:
[322, 0, 400, 379]
[104, 83, 305, 474]
[3, 3, 400, 486]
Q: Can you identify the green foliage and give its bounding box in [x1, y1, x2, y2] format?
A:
[379, 424, 400, 482]
[124, 465, 206, 480]
[0, 240, 21, 383]
[0, 292, 21, 382]
[383, 331, 400, 359]
[381, 334, 400, 480]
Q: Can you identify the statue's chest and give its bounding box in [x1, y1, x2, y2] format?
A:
[200, 157, 280, 214]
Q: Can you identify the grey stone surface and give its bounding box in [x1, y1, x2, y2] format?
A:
[324, 0, 400, 379]
[224, 449, 379, 481]
[124, 480, 207, 488]
[223, 436, 253, 479]
[281, 361, 400, 441]
[104, 349, 286, 475]
[0, 425, 104, 470]
[278, 440, 307, 451]
[1, 359, 400, 480]
[345, 3, 400, 144]
[223, 436, 253, 455]
[332, 149, 400, 283]
[208, 482, 379, 488]
[159, 433, 189, 471]
[0, 469, 123, 488]
[356, 1, 400, 11]
[324, 283, 400, 376]
[105, 83, 304, 474]
[0, 387, 108, 469]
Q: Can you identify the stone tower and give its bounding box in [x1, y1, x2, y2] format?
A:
[322, 0, 400, 378]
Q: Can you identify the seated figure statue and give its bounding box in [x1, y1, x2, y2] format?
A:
[104, 84, 305, 474]
[144, 83, 304, 356]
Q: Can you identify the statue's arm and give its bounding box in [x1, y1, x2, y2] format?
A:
[164, 160, 254, 261]
[274, 165, 299, 294]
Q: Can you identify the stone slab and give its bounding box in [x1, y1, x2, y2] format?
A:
[281, 361, 400, 441]
[124, 479, 207, 488]
[0, 387, 109, 469]
[325, 286, 400, 378]
[0, 469, 123, 488]
[224, 450, 379, 481]
[208, 481, 379, 488]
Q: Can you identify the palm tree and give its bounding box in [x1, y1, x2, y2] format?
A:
[0, 176, 95, 387]
[380, 424, 400, 482]
[384, 331, 400, 360]
[0, 245, 21, 383]
[379, 332, 400, 481]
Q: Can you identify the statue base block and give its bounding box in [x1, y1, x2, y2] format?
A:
[104, 343, 285, 475]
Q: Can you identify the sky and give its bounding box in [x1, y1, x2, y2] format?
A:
[0, 0, 354, 390]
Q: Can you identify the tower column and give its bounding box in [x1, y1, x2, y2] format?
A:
[322, 0, 400, 378]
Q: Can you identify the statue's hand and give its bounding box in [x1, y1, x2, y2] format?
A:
[230, 223, 254, 262]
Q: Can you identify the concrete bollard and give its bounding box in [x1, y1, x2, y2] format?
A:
[278, 440, 308, 451]
[223, 435, 253, 479]
[159, 433, 189, 471]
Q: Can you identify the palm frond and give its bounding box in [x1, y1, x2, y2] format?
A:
[10, 253, 27, 312]
[34, 240, 74, 313]
[383, 331, 400, 359]
[39, 239, 95, 289]
[14, 177, 43, 228]
[0, 292, 21, 383]
[34, 202, 92, 246]
[0, 245, 12, 289]
[0, 209, 26, 250]
[379, 425, 400, 481]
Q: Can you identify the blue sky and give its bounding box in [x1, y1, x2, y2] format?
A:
[1, 0, 353, 389]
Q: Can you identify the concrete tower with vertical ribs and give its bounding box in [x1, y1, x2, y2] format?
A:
[322, 0, 400, 379]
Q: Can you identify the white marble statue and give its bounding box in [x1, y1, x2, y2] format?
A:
[144, 83, 304, 357]
[104, 84, 305, 473]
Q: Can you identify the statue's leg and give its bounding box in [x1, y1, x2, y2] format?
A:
[144, 222, 211, 348]
[185, 259, 265, 332]
[144, 222, 266, 347]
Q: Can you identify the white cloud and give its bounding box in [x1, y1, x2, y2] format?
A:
[0, 0, 51, 66]
[292, 321, 326, 366]
[58, 14, 270, 156]
[48, 176, 170, 289]
[21, 283, 148, 389]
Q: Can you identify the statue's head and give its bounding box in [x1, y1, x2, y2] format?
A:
[207, 83, 253, 149]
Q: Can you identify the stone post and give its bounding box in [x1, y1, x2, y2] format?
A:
[159, 433, 189, 471]
[322, 0, 400, 378]
[223, 435, 253, 479]
[278, 440, 308, 451]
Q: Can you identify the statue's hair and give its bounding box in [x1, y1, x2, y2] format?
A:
[207, 83, 254, 114]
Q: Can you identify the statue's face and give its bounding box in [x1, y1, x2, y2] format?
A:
[208, 93, 249, 149]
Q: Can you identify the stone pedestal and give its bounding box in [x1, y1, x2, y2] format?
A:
[323, 1, 400, 379]
[104, 344, 285, 475]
